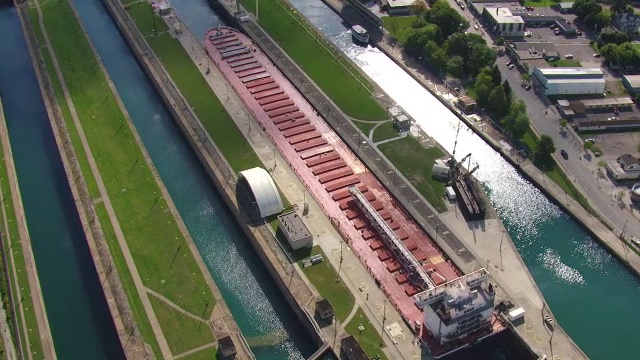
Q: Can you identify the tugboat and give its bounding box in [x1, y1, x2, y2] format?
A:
[351, 25, 369, 45]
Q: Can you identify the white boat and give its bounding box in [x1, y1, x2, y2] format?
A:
[351, 25, 369, 44]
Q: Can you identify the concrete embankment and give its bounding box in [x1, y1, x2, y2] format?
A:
[101, 0, 325, 353]
[15, 3, 146, 357]
[0, 98, 22, 360]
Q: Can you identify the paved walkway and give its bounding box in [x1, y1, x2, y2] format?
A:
[32, 1, 172, 357]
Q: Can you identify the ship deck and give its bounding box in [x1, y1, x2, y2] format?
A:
[204, 26, 462, 329]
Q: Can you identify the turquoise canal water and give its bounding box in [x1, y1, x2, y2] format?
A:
[276, 1, 640, 359]
[0, 6, 124, 359]
[71, 0, 314, 358]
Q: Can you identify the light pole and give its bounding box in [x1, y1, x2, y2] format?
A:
[500, 230, 505, 271]
[336, 242, 343, 282]
[379, 300, 387, 347]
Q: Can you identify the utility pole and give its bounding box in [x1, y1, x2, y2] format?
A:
[336, 242, 343, 282]
[379, 300, 387, 346]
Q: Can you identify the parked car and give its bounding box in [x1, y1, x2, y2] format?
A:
[613, 107, 619, 115]
[525, 84, 532, 91]
[576, 30, 582, 36]
[593, 53, 601, 58]
[586, 138, 595, 144]
[560, 150, 569, 159]
[508, 64, 515, 69]
[565, 54, 574, 59]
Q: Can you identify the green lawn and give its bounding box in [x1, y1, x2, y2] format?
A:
[149, 296, 215, 356]
[344, 308, 389, 360]
[179, 346, 217, 360]
[0, 121, 44, 359]
[239, 0, 387, 121]
[378, 137, 447, 212]
[297, 246, 354, 322]
[548, 59, 582, 67]
[124, 2, 262, 172]
[38, 0, 216, 353]
[372, 122, 400, 143]
[382, 16, 418, 43]
[523, 0, 559, 7]
[353, 120, 381, 138]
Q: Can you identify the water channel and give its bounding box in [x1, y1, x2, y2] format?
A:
[171, 0, 640, 358]
[72, 0, 315, 358]
[0, 6, 124, 359]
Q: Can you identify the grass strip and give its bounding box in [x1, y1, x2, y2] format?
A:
[372, 122, 400, 143]
[296, 246, 354, 323]
[125, 2, 262, 172]
[0, 146, 42, 360]
[148, 295, 215, 356]
[27, 6, 100, 199]
[353, 121, 380, 137]
[26, 4, 163, 356]
[382, 16, 418, 43]
[344, 308, 388, 360]
[521, 131, 593, 212]
[378, 137, 447, 212]
[179, 346, 217, 360]
[38, 0, 217, 352]
[239, 0, 387, 121]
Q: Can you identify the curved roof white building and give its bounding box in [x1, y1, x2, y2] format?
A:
[238, 167, 284, 218]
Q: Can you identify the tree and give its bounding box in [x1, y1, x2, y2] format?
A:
[487, 86, 508, 117]
[473, 67, 494, 107]
[466, 43, 496, 77]
[496, 37, 505, 46]
[600, 28, 631, 45]
[534, 135, 556, 169]
[491, 64, 502, 86]
[427, 0, 469, 38]
[502, 79, 512, 102]
[510, 114, 530, 140]
[573, 0, 601, 19]
[560, 118, 568, 132]
[424, 42, 448, 74]
[447, 56, 465, 79]
[412, 0, 428, 16]
[608, 0, 630, 17]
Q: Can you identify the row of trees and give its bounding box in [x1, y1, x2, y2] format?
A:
[472, 66, 530, 140]
[572, 0, 611, 31]
[599, 42, 640, 69]
[402, 0, 495, 78]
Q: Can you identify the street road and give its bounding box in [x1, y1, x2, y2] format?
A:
[500, 61, 640, 241]
[439, 1, 640, 240]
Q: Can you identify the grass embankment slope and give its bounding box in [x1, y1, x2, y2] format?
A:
[32, 0, 218, 356]
[125, 2, 262, 172]
[0, 106, 43, 359]
[379, 137, 448, 212]
[239, 0, 386, 121]
[521, 131, 593, 212]
[382, 16, 418, 43]
[344, 308, 389, 360]
[295, 246, 354, 323]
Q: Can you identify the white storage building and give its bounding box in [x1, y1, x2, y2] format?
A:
[482, 7, 525, 37]
[532, 67, 605, 96]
